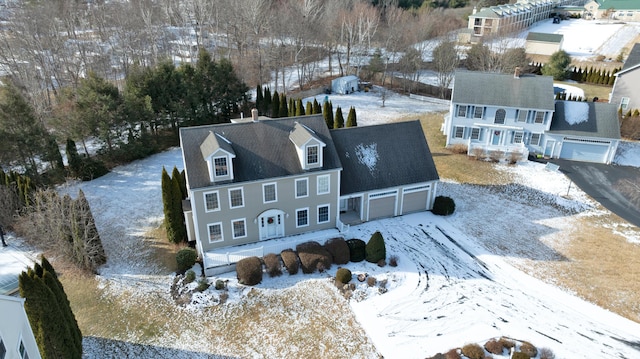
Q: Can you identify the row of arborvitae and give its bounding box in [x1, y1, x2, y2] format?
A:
[236, 231, 387, 286]
[19, 256, 83, 359]
[161, 166, 188, 244]
[427, 337, 555, 359]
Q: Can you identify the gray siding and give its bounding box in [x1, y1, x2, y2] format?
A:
[611, 68, 640, 111]
[193, 169, 341, 251]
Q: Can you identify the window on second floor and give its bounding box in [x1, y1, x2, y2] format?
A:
[517, 109, 528, 122]
[214, 157, 228, 177]
[317, 175, 330, 195]
[204, 191, 220, 212]
[263, 183, 277, 203]
[457, 105, 467, 117]
[229, 188, 244, 208]
[306, 145, 319, 165]
[513, 131, 524, 144]
[296, 178, 308, 198]
[495, 109, 506, 124]
[473, 106, 484, 119]
[534, 111, 545, 124]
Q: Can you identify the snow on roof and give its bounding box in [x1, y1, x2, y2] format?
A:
[563, 101, 589, 125]
[355, 143, 378, 173]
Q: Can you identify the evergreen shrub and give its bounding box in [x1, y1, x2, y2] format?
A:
[184, 270, 196, 283]
[461, 343, 485, 359]
[366, 231, 386, 263]
[519, 341, 537, 357]
[176, 248, 197, 273]
[296, 241, 332, 274]
[263, 253, 282, 277]
[236, 256, 263, 286]
[280, 249, 299, 275]
[432, 196, 455, 216]
[346, 239, 366, 262]
[335, 268, 352, 284]
[324, 237, 350, 264]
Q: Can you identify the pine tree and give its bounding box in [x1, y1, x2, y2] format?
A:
[170, 173, 187, 243]
[323, 101, 333, 128]
[73, 189, 107, 271]
[296, 99, 305, 116]
[288, 97, 294, 117]
[346, 107, 357, 127]
[263, 87, 272, 115]
[66, 138, 82, 179]
[313, 99, 321, 114]
[334, 106, 345, 129]
[255, 85, 263, 114]
[279, 93, 288, 118]
[305, 101, 312, 115]
[271, 91, 280, 118]
[172, 167, 186, 200]
[161, 167, 176, 242]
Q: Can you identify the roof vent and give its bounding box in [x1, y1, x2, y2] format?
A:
[251, 108, 259, 122]
[514, 67, 521, 79]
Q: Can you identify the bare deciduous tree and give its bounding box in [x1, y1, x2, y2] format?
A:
[432, 39, 460, 99]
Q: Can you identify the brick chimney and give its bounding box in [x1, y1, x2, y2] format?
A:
[251, 108, 259, 122]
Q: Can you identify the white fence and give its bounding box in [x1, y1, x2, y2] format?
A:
[409, 93, 450, 106]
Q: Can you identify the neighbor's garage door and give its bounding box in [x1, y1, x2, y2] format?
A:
[401, 185, 431, 214]
[560, 139, 610, 163]
[368, 191, 397, 220]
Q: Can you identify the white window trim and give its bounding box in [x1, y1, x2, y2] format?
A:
[296, 207, 310, 228]
[473, 106, 484, 119]
[620, 97, 630, 110]
[317, 204, 330, 224]
[470, 127, 480, 140]
[231, 218, 247, 239]
[213, 156, 229, 178]
[513, 131, 524, 144]
[457, 104, 467, 117]
[207, 222, 223, 243]
[295, 178, 309, 198]
[262, 182, 277, 204]
[454, 126, 464, 139]
[228, 187, 244, 209]
[530, 133, 541, 146]
[317, 174, 330, 195]
[534, 111, 545, 124]
[203, 191, 220, 212]
[495, 108, 506, 124]
[306, 145, 319, 166]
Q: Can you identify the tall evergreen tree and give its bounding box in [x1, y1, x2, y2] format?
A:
[255, 85, 263, 115]
[72, 190, 107, 271]
[161, 167, 175, 241]
[313, 99, 321, 114]
[323, 101, 332, 128]
[346, 107, 357, 127]
[334, 106, 345, 129]
[288, 97, 294, 117]
[170, 173, 187, 243]
[271, 91, 280, 118]
[263, 87, 272, 115]
[279, 93, 289, 118]
[305, 101, 312, 115]
[296, 99, 305, 116]
[172, 167, 187, 200]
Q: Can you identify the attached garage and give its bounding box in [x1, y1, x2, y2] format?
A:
[401, 185, 432, 214]
[559, 138, 611, 163]
[367, 190, 397, 220]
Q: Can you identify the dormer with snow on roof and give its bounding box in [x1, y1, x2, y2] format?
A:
[200, 131, 236, 183]
[289, 122, 326, 170]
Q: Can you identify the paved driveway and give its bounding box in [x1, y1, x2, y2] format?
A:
[552, 160, 640, 228]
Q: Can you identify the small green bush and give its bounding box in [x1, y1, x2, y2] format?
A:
[296, 241, 332, 274]
[432, 196, 455, 216]
[346, 238, 366, 262]
[519, 341, 537, 357]
[215, 279, 226, 290]
[184, 269, 196, 283]
[196, 277, 210, 292]
[263, 253, 282, 277]
[324, 237, 350, 264]
[236, 256, 263, 286]
[280, 249, 299, 275]
[461, 343, 485, 359]
[335, 268, 352, 284]
[176, 247, 197, 273]
[366, 231, 386, 263]
[484, 339, 502, 355]
[512, 352, 529, 359]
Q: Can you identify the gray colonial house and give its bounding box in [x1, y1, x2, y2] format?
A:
[443, 70, 620, 164]
[180, 114, 439, 270]
[610, 42, 640, 113]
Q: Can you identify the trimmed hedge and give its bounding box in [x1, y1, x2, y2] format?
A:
[512, 352, 529, 359]
[335, 268, 352, 284]
[296, 241, 332, 274]
[280, 249, 299, 275]
[236, 256, 263, 286]
[263, 253, 282, 277]
[365, 231, 386, 263]
[346, 238, 366, 262]
[461, 343, 485, 359]
[176, 247, 197, 273]
[324, 237, 350, 264]
[432, 195, 455, 216]
[520, 341, 537, 357]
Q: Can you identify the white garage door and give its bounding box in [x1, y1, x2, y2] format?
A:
[402, 185, 430, 214]
[368, 191, 397, 220]
[560, 140, 610, 163]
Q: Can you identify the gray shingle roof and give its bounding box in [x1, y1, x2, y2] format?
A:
[621, 42, 640, 73]
[452, 71, 555, 111]
[180, 115, 342, 189]
[549, 100, 621, 139]
[330, 120, 439, 196]
[289, 122, 323, 147]
[526, 32, 563, 43]
[200, 131, 235, 159]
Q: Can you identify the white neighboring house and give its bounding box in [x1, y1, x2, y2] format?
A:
[443, 70, 621, 164]
[0, 295, 41, 359]
[331, 75, 359, 95]
[443, 70, 555, 161]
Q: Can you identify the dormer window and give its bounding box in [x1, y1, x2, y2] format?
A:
[214, 157, 228, 177]
[306, 145, 319, 165]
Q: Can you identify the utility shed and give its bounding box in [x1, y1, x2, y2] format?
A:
[331, 75, 359, 95]
[525, 32, 564, 56]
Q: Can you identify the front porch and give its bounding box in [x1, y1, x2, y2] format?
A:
[467, 141, 529, 161]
